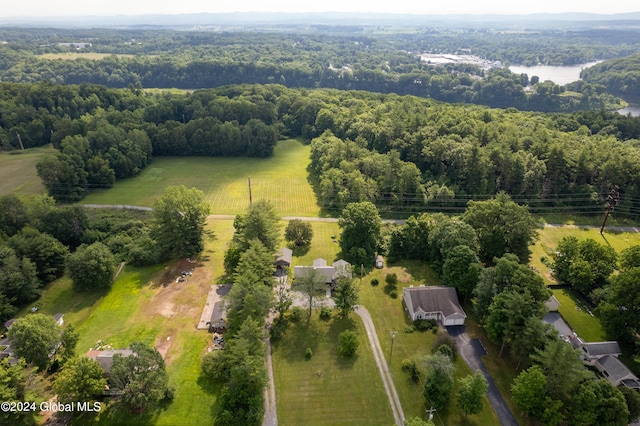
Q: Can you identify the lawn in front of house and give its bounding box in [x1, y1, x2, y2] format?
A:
[272, 311, 394, 426]
[81, 139, 320, 217]
[358, 261, 499, 425]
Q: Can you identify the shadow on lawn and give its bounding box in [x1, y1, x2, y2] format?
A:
[328, 316, 359, 369]
[197, 372, 224, 420]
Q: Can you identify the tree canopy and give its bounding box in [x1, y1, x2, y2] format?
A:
[8, 313, 61, 371]
[339, 201, 382, 268]
[65, 242, 117, 291]
[153, 185, 211, 259]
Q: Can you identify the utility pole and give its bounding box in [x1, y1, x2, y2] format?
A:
[600, 185, 620, 234]
[425, 406, 436, 421]
[389, 331, 397, 366]
[248, 176, 252, 206]
[16, 132, 24, 150]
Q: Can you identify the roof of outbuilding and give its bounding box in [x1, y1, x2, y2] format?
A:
[597, 354, 639, 382]
[275, 247, 293, 266]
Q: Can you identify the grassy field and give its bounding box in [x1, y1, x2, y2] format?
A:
[0, 146, 53, 196]
[529, 226, 640, 285]
[82, 139, 320, 217]
[272, 312, 394, 425]
[39, 53, 135, 60]
[358, 262, 499, 425]
[16, 216, 239, 425]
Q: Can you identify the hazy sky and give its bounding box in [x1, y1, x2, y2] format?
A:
[2, 0, 639, 18]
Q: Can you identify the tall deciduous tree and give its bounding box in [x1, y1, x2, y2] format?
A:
[284, 219, 313, 252]
[110, 342, 170, 413]
[553, 237, 616, 296]
[442, 245, 482, 301]
[339, 201, 381, 268]
[511, 365, 548, 418]
[422, 353, 454, 411]
[54, 356, 106, 404]
[333, 277, 359, 318]
[294, 267, 326, 320]
[0, 194, 28, 237]
[462, 192, 538, 264]
[456, 370, 488, 417]
[9, 227, 69, 283]
[8, 313, 60, 371]
[153, 185, 210, 258]
[0, 359, 45, 425]
[598, 266, 640, 343]
[66, 242, 116, 291]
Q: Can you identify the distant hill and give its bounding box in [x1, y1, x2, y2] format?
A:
[2, 11, 640, 30]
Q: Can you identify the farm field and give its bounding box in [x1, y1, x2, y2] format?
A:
[272, 312, 394, 426]
[82, 139, 321, 217]
[0, 146, 53, 196]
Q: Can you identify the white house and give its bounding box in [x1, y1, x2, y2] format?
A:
[570, 336, 640, 389]
[402, 286, 466, 326]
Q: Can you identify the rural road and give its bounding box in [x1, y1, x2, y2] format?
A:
[446, 325, 518, 426]
[82, 205, 640, 232]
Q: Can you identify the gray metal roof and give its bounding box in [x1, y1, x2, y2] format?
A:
[403, 286, 466, 318]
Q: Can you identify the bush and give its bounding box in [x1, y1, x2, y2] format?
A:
[413, 319, 433, 331]
[389, 290, 398, 299]
[319, 306, 332, 320]
[305, 347, 313, 360]
[270, 319, 287, 340]
[385, 273, 398, 287]
[290, 307, 303, 322]
[338, 330, 359, 357]
[432, 333, 457, 359]
[433, 344, 454, 360]
[371, 278, 379, 286]
[404, 326, 415, 333]
[401, 359, 414, 372]
[432, 327, 438, 334]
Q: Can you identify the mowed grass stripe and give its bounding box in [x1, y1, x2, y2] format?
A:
[0, 146, 54, 196]
[272, 312, 394, 426]
[82, 139, 320, 216]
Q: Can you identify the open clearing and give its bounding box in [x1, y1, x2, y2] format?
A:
[20, 217, 234, 425]
[82, 139, 320, 216]
[39, 52, 136, 60]
[0, 146, 53, 196]
[272, 312, 394, 426]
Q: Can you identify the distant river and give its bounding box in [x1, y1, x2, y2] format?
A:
[508, 62, 600, 86]
[509, 62, 639, 116]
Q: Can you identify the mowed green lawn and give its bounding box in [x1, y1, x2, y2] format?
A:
[82, 139, 320, 217]
[272, 312, 394, 426]
[359, 262, 499, 425]
[0, 146, 54, 196]
[19, 218, 233, 425]
[529, 226, 640, 284]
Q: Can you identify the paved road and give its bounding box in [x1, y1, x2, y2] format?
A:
[446, 326, 518, 426]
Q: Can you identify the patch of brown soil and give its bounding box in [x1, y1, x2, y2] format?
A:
[155, 335, 172, 359]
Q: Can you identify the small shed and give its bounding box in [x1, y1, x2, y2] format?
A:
[375, 255, 384, 269]
[275, 247, 293, 269]
[53, 313, 64, 326]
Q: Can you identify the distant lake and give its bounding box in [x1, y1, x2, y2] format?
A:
[508, 62, 600, 86]
[617, 104, 640, 117]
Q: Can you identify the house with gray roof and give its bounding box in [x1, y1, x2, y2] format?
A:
[208, 301, 227, 333]
[275, 247, 293, 270]
[87, 349, 135, 374]
[571, 335, 640, 389]
[402, 285, 466, 326]
[293, 258, 352, 287]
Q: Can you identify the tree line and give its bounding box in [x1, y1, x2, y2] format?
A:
[0, 28, 629, 112]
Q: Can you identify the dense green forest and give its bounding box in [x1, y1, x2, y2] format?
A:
[3, 81, 640, 216]
[581, 52, 640, 97]
[0, 29, 630, 112]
